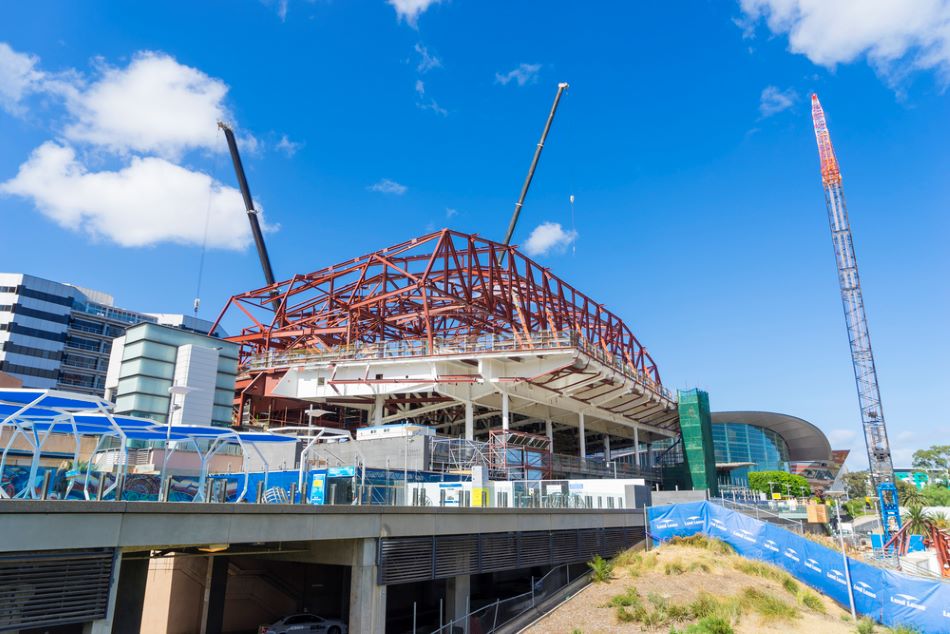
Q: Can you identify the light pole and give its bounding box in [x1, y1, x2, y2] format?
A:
[827, 490, 857, 620]
[161, 385, 195, 491]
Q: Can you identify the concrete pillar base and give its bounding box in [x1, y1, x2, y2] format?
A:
[446, 574, 470, 624]
[349, 539, 386, 634]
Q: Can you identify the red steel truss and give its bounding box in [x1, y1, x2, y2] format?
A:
[213, 229, 663, 385]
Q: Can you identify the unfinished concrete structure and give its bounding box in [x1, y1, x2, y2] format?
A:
[213, 230, 680, 463]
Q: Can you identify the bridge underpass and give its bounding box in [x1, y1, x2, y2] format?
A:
[0, 501, 645, 633]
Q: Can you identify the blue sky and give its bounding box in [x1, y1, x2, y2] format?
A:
[1, 1, 948, 468]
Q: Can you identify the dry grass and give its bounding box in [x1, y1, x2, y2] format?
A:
[524, 537, 870, 634]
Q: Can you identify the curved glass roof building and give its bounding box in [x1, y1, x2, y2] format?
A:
[711, 411, 832, 485]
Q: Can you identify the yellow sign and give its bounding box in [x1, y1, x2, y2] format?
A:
[772, 492, 782, 500]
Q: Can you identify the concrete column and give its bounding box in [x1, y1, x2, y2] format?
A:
[200, 556, 229, 634]
[464, 401, 474, 441]
[578, 412, 586, 458]
[349, 538, 386, 634]
[373, 393, 384, 425]
[446, 574, 471, 624]
[545, 418, 553, 447]
[501, 391, 510, 431]
[603, 433, 611, 462]
[85, 552, 144, 634]
[634, 425, 640, 468]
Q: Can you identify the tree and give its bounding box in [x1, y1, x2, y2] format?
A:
[843, 470, 870, 500]
[912, 445, 950, 485]
[895, 479, 926, 507]
[920, 484, 950, 506]
[901, 505, 935, 537]
[747, 471, 811, 497]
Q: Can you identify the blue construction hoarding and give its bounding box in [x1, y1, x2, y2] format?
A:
[648, 501, 950, 633]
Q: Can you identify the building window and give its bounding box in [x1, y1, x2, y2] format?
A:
[712, 422, 790, 473]
[0, 323, 67, 343]
[65, 335, 101, 353]
[0, 361, 59, 380]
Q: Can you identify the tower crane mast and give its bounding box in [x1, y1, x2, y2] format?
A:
[810, 94, 896, 495]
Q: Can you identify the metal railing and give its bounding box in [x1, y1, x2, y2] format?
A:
[245, 331, 675, 401]
[427, 563, 582, 634]
[711, 496, 805, 533]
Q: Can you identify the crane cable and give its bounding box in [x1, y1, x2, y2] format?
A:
[564, 89, 578, 256]
[194, 127, 223, 316]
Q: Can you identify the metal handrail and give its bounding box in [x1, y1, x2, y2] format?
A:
[427, 562, 579, 634]
[710, 497, 805, 533]
[244, 331, 675, 401]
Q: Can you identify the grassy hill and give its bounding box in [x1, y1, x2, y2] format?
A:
[523, 535, 915, 634]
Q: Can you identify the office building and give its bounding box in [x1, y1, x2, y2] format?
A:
[104, 322, 240, 427]
[0, 273, 223, 396]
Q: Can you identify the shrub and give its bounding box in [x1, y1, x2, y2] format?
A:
[664, 560, 687, 575]
[889, 627, 919, 634]
[669, 534, 734, 555]
[798, 590, 825, 613]
[608, 587, 641, 608]
[689, 561, 711, 573]
[781, 576, 800, 595]
[685, 616, 735, 634]
[587, 554, 612, 582]
[855, 617, 875, 634]
[740, 587, 799, 622]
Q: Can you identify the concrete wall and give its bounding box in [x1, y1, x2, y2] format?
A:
[650, 489, 708, 506]
[0, 501, 646, 552]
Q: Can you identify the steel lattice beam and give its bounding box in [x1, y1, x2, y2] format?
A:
[213, 229, 665, 386]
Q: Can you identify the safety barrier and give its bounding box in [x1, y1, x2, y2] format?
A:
[427, 563, 586, 634]
[648, 501, 950, 633]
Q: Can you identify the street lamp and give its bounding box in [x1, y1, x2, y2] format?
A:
[161, 385, 195, 492]
[826, 489, 857, 620]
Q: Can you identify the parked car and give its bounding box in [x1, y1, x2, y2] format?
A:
[259, 613, 347, 634]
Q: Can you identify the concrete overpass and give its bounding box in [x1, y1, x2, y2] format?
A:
[0, 502, 645, 633]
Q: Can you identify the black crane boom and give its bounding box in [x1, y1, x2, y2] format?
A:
[503, 82, 569, 246]
[218, 121, 277, 288]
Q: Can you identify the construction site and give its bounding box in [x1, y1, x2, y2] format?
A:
[1, 76, 948, 634]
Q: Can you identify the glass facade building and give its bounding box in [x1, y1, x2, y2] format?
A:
[712, 421, 791, 482]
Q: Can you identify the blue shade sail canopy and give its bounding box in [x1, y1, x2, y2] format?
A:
[0, 388, 112, 411]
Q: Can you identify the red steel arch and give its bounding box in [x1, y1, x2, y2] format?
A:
[213, 229, 664, 385]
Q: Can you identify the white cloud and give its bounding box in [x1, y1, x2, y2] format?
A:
[445, 207, 457, 218]
[495, 63, 542, 87]
[0, 45, 271, 252]
[738, 0, 950, 84]
[389, 0, 441, 27]
[522, 222, 577, 256]
[415, 79, 425, 97]
[278, 0, 289, 21]
[417, 99, 447, 116]
[828, 428, 858, 447]
[414, 43, 442, 73]
[0, 43, 45, 115]
[368, 178, 407, 195]
[275, 134, 302, 157]
[759, 85, 798, 117]
[0, 142, 254, 250]
[63, 52, 229, 159]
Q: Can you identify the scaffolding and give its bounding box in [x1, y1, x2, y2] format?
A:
[489, 429, 552, 480]
[428, 437, 489, 474]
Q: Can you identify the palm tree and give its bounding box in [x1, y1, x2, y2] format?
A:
[902, 505, 934, 536]
[899, 486, 926, 508]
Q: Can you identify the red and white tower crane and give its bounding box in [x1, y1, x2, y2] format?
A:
[810, 95, 897, 517]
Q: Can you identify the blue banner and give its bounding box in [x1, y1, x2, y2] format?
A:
[648, 501, 950, 633]
[647, 500, 706, 543]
